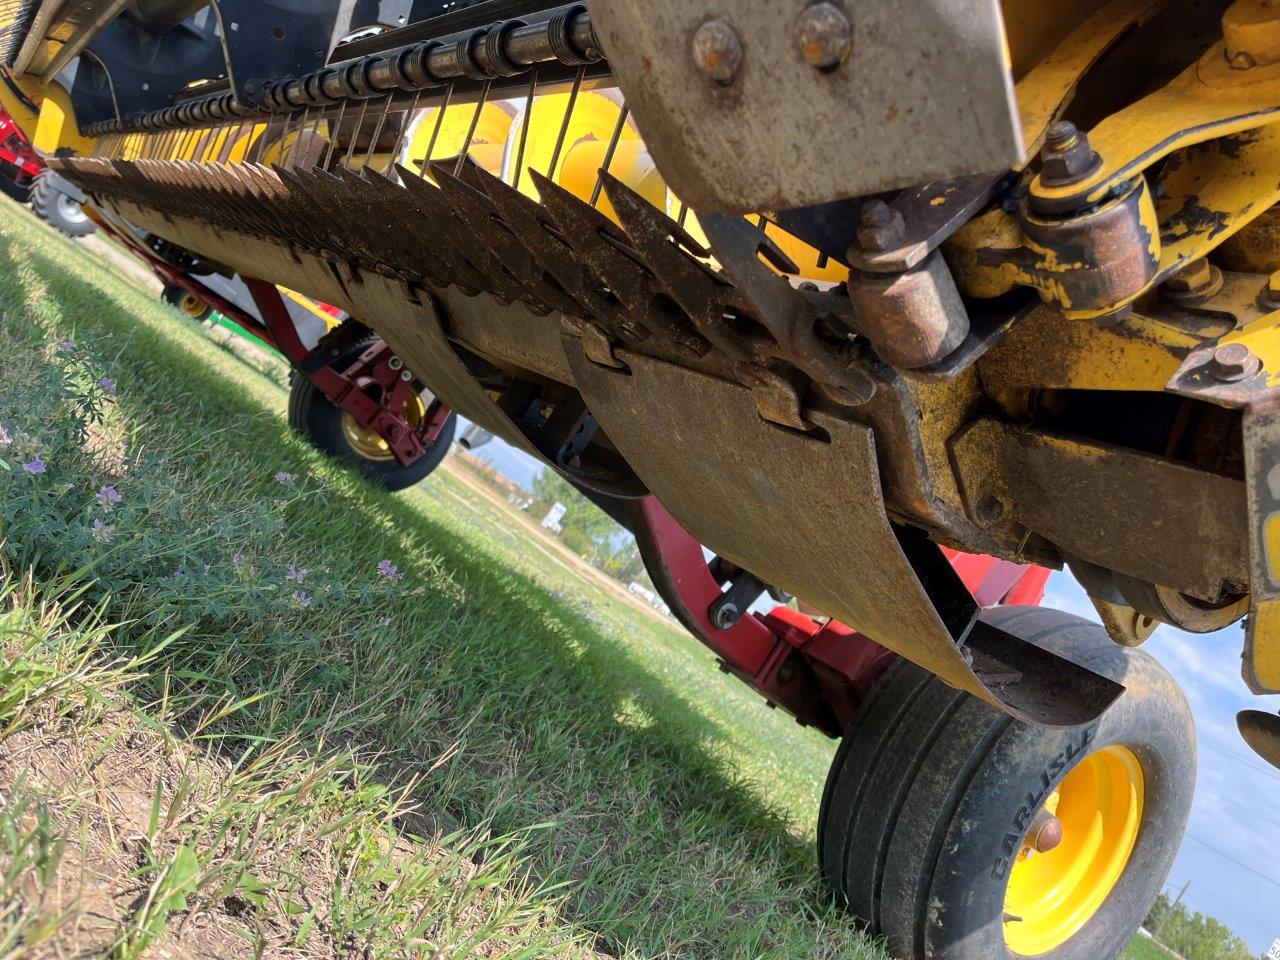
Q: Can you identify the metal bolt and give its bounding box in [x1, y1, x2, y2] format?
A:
[1162, 258, 1222, 301]
[795, 2, 852, 70]
[1260, 270, 1280, 310]
[400, 369, 413, 381]
[856, 199, 905, 252]
[692, 20, 743, 85]
[387, 423, 404, 439]
[1029, 810, 1064, 854]
[711, 601, 739, 630]
[975, 494, 1004, 526]
[1208, 342, 1262, 382]
[1039, 120, 1101, 187]
[387, 355, 403, 370]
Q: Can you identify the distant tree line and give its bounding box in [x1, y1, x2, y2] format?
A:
[1144, 893, 1256, 960]
[527, 469, 650, 586]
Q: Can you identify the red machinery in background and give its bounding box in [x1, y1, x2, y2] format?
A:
[0, 107, 42, 199]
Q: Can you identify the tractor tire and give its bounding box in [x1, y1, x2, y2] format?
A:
[287, 334, 455, 491]
[30, 172, 94, 237]
[161, 284, 214, 323]
[818, 604, 1194, 960]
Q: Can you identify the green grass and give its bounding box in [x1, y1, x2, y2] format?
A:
[1120, 935, 1176, 960]
[0, 197, 886, 957]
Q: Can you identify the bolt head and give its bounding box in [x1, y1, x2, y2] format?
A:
[692, 20, 742, 85]
[400, 369, 413, 381]
[387, 355, 403, 370]
[856, 199, 905, 252]
[712, 602, 739, 630]
[1039, 123, 1101, 187]
[1162, 258, 1221, 300]
[1208, 342, 1262, 382]
[1033, 816, 1064, 854]
[794, 2, 852, 70]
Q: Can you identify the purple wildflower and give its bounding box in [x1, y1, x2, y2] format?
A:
[98, 377, 115, 395]
[291, 590, 312, 609]
[0, 425, 10, 449]
[97, 485, 121, 511]
[274, 470, 293, 484]
[377, 559, 403, 582]
[56, 339, 75, 353]
[91, 519, 116, 543]
[162, 570, 185, 583]
[22, 456, 46, 475]
[232, 552, 246, 568]
[285, 564, 307, 583]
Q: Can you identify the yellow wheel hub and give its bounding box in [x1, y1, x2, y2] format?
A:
[1003, 744, 1145, 956]
[179, 292, 209, 318]
[340, 392, 427, 461]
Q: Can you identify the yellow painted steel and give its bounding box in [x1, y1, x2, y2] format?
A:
[501, 90, 633, 192]
[1248, 601, 1280, 688]
[1010, 0, 1166, 157]
[1031, 36, 1280, 209]
[0, 73, 94, 155]
[1004, 745, 1145, 956]
[404, 100, 516, 178]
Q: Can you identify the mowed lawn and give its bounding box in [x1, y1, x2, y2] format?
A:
[0, 196, 888, 959]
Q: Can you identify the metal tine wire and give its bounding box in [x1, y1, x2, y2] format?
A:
[389, 89, 421, 176]
[547, 64, 585, 182]
[589, 103, 628, 208]
[512, 65, 538, 191]
[288, 107, 315, 166]
[455, 79, 491, 175]
[278, 108, 298, 164]
[421, 82, 453, 178]
[306, 106, 324, 169]
[323, 99, 348, 169]
[364, 91, 396, 170]
[343, 96, 371, 168]
[677, 200, 689, 229]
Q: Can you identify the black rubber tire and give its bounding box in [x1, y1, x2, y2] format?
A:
[817, 604, 1195, 960]
[286, 336, 455, 491]
[30, 172, 94, 237]
[0, 176, 31, 203]
[161, 283, 213, 323]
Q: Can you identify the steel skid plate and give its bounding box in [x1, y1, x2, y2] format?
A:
[564, 344, 1121, 726]
[590, 0, 1022, 213]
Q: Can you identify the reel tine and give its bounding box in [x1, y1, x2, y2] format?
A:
[420, 83, 453, 178]
[590, 105, 629, 208]
[512, 65, 538, 192]
[364, 91, 396, 170]
[455, 80, 492, 176]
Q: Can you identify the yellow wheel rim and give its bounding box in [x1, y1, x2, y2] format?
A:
[340, 392, 427, 462]
[1003, 744, 1145, 956]
[179, 292, 209, 318]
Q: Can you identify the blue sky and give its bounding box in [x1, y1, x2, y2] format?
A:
[465, 431, 1279, 952]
